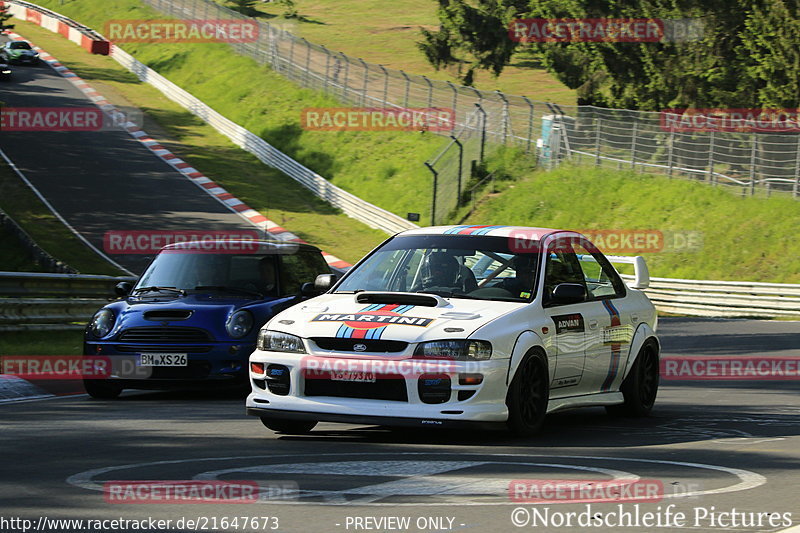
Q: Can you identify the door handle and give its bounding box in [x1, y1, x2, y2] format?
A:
[588, 320, 598, 329]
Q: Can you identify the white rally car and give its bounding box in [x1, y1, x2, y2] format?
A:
[246, 225, 659, 436]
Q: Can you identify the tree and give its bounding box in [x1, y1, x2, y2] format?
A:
[419, 0, 800, 110]
[0, 3, 16, 33]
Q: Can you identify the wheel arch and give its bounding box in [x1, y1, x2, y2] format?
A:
[505, 330, 549, 386]
[621, 323, 660, 380]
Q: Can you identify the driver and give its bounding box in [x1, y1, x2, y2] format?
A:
[494, 254, 536, 298]
[417, 252, 461, 291]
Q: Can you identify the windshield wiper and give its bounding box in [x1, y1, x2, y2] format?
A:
[132, 286, 185, 295]
[193, 286, 263, 298]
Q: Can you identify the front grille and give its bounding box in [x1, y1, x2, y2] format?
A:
[418, 374, 451, 404]
[116, 345, 212, 353]
[266, 364, 290, 395]
[147, 361, 212, 379]
[304, 375, 408, 401]
[311, 338, 408, 353]
[117, 327, 212, 343]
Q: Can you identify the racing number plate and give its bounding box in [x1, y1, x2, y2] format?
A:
[139, 353, 188, 367]
[330, 371, 376, 383]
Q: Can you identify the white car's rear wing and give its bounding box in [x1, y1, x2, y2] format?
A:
[604, 255, 650, 289]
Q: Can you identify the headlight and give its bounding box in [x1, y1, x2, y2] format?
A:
[257, 330, 306, 353]
[414, 340, 492, 361]
[89, 308, 115, 338]
[225, 310, 253, 338]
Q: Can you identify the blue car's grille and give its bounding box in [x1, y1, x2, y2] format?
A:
[117, 327, 212, 343]
[116, 345, 212, 353]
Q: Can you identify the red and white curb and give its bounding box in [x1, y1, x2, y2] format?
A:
[6, 31, 352, 271]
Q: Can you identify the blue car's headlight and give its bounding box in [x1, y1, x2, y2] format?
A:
[257, 330, 306, 353]
[226, 310, 254, 339]
[414, 340, 492, 361]
[89, 308, 115, 338]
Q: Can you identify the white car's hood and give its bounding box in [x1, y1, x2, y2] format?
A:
[268, 292, 524, 343]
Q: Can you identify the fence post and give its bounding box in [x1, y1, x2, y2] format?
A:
[522, 96, 534, 153]
[707, 131, 715, 185]
[495, 90, 510, 145]
[379, 65, 389, 105]
[358, 58, 369, 106]
[452, 135, 464, 206]
[422, 75, 434, 109]
[425, 162, 438, 225]
[341, 53, 350, 101]
[322, 45, 331, 94]
[288, 36, 296, 79]
[401, 71, 411, 108]
[446, 81, 458, 123]
[594, 117, 602, 166]
[793, 138, 800, 198]
[667, 131, 675, 178]
[300, 39, 311, 87]
[749, 134, 757, 196]
[474, 103, 487, 162]
[630, 120, 638, 170]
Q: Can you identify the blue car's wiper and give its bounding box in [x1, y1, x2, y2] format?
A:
[132, 286, 185, 295]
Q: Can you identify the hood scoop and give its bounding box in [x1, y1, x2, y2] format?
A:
[144, 310, 193, 321]
[355, 292, 444, 308]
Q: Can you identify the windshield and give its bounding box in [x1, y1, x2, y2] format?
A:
[136, 252, 280, 297]
[336, 234, 539, 302]
[10, 42, 32, 50]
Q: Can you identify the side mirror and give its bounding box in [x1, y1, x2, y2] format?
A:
[300, 282, 318, 297]
[115, 281, 133, 297]
[314, 274, 335, 292]
[550, 283, 586, 305]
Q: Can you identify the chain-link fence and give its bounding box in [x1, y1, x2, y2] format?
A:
[425, 105, 487, 225]
[141, 0, 800, 199]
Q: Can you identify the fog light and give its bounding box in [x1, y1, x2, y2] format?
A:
[251, 362, 265, 374]
[458, 373, 483, 385]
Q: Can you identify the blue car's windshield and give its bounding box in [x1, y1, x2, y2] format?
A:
[335, 234, 539, 302]
[136, 252, 279, 297]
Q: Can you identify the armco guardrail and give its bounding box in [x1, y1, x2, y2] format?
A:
[2, 0, 110, 54]
[620, 275, 800, 318]
[5, 0, 417, 236]
[0, 272, 135, 331]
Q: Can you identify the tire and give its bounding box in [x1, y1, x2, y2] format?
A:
[505, 352, 549, 437]
[260, 417, 317, 435]
[606, 341, 659, 417]
[83, 379, 122, 400]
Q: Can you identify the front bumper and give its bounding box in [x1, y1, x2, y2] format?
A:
[246, 350, 513, 426]
[84, 341, 254, 386]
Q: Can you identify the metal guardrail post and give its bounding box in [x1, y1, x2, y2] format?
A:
[341, 53, 350, 100]
[708, 131, 715, 185]
[474, 103, 487, 162]
[667, 130, 675, 178]
[425, 162, 438, 225]
[522, 96, 534, 153]
[378, 65, 389, 105]
[359, 58, 369, 106]
[322, 45, 331, 94]
[401, 71, 411, 108]
[594, 117, 602, 166]
[447, 81, 458, 122]
[496, 90, 509, 145]
[630, 121, 638, 170]
[422, 76, 433, 109]
[452, 135, 464, 206]
[303, 39, 311, 87]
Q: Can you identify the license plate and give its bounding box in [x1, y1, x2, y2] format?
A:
[139, 353, 188, 367]
[330, 371, 376, 383]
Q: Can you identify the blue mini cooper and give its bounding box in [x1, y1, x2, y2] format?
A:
[83, 240, 334, 399]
